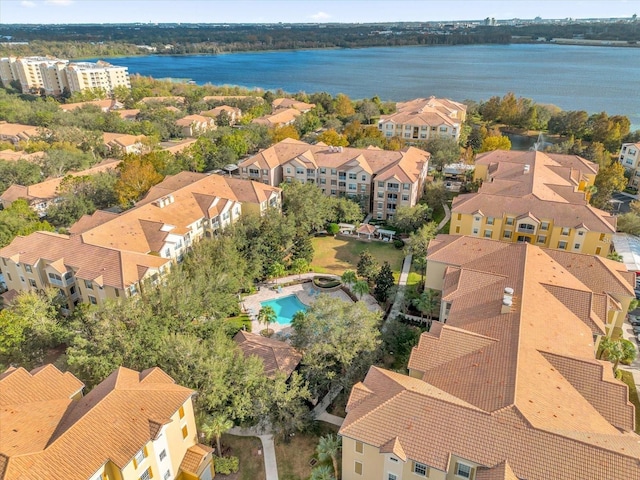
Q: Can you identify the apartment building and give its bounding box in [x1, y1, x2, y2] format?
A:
[103, 132, 148, 155]
[0, 159, 121, 216]
[176, 114, 216, 137]
[0, 364, 214, 480]
[238, 138, 430, 219]
[378, 97, 467, 142]
[0, 173, 281, 310]
[200, 105, 242, 125]
[0, 122, 43, 144]
[271, 98, 316, 112]
[619, 142, 640, 188]
[0, 57, 130, 95]
[252, 108, 301, 127]
[450, 150, 616, 257]
[340, 235, 638, 480]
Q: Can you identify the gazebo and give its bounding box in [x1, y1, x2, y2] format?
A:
[377, 228, 396, 242]
[356, 223, 377, 239]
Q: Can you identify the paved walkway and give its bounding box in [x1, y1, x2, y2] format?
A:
[386, 253, 412, 329]
[437, 202, 451, 232]
[312, 386, 344, 426]
[619, 319, 640, 391]
[228, 426, 279, 480]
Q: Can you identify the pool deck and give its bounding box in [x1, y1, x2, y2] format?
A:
[242, 280, 354, 336]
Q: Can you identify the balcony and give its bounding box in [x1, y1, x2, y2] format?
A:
[516, 226, 536, 234]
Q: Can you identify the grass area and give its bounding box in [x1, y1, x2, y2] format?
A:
[311, 236, 405, 276]
[619, 370, 640, 434]
[275, 423, 340, 480]
[221, 434, 265, 480]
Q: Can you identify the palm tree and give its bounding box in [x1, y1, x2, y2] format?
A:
[597, 336, 616, 360]
[267, 262, 286, 284]
[607, 251, 623, 262]
[413, 255, 427, 287]
[316, 434, 341, 480]
[584, 184, 597, 202]
[201, 414, 234, 456]
[341, 269, 357, 287]
[353, 280, 369, 301]
[412, 289, 439, 321]
[257, 305, 277, 336]
[310, 465, 335, 480]
[290, 258, 309, 280]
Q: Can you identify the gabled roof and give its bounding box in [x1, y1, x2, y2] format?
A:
[379, 97, 466, 127]
[0, 366, 194, 480]
[252, 107, 301, 126]
[239, 139, 430, 184]
[340, 235, 640, 480]
[234, 331, 302, 378]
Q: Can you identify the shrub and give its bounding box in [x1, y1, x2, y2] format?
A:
[214, 455, 239, 475]
[327, 223, 340, 235]
[393, 239, 404, 249]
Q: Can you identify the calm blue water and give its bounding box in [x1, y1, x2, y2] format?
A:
[261, 294, 307, 325]
[103, 44, 640, 129]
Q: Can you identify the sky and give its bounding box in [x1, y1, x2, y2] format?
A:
[1, 0, 639, 24]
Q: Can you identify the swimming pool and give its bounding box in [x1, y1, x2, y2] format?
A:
[260, 294, 307, 325]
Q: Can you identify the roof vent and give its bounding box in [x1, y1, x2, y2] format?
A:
[523, 164, 530, 173]
[504, 287, 514, 295]
[338, 146, 343, 153]
[502, 287, 514, 313]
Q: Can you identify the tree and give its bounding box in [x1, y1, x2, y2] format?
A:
[391, 204, 432, 232]
[412, 289, 439, 321]
[424, 136, 461, 170]
[0, 159, 41, 192]
[267, 262, 286, 283]
[290, 234, 314, 263]
[413, 255, 427, 287]
[606, 339, 636, 374]
[290, 258, 309, 279]
[617, 212, 640, 235]
[607, 251, 623, 262]
[266, 371, 312, 439]
[270, 124, 300, 143]
[404, 222, 439, 259]
[282, 181, 334, 233]
[114, 155, 164, 207]
[480, 134, 511, 152]
[331, 197, 363, 224]
[291, 295, 381, 395]
[352, 280, 370, 301]
[356, 250, 379, 283]
[591, 161, 627, 209]
[341, 270, 357, 288]
[316, 129, 349, 147]
[374, 261, 395, 303]
[310, 465, 335, 480]
[423, 181, 448, 210]
[0, 199, 54, 248]
[46, 194, 95, 228]
[201, 414, 234, 456]
[334, 93, 355, 117]
[257, 305, 277, 336]
[357, 99, 380, 125]
[317, 434, 341, 480]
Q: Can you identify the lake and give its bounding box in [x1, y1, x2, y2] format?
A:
[102, 44, 640, 129]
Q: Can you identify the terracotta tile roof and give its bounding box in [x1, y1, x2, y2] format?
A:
[159, 138, 198, 154]
[79, 172, 280, 255]
[140, 96, 185, 104]
[103, 132, 147, 148]
[379, 437, 407, 461]
[201, 105, 242, 117]
[68, 210, 120, 235]
[0, 159, 120, 204]
[0, 149, 45, 162]
[1, 366, 194, 480]
[379, 97, 466, 127]
[272, 98, 316, 111]
[59, 99, 116, 112]
[252, 107, 301, 126]
[0, 231, 169, 289]
[357, 224, 377, 235]
[476, 461, 519, 480]
[341, 235, 640, 479]
[239, 139, 429, 184]
[176, 114, 214, 127]
[452, 150, 614, 232]
[115, 108, 140, 120]
[179, 444, 214, 475]
[234, 331, 302, 378]
[0, 122, 42, 140]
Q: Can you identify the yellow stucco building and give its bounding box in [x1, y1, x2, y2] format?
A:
[0, 364, 214, 480]
[450, 150, 616, 257]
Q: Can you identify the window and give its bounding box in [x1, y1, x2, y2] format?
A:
[181, 425, 188, 439]
[390, 457, 398, 462]
[558, 241, 567, 250]
[48, 272, 62, 283]
[402, 195, 409, 201]
[599, 233, 606, 241]
[596, 246, 602, 255]
[296, 168, 304, 175]
[360, 184, 366, 192]
[403, 183, 410, 190]
[129, 284, 138, 296]
[457, 213, 462, 221]
[574, 243, 581, 249]
[361, 174, 366, 181]
[378, 202, 383, 209]
[537, 235, 546, 244]
[320, 178, 326, 184]
[135, 449, 147, 466]
[389, 474, 398, 480]
[320, 168, 326, 174]
[355, 441, 363, 453]
[331, 169, 337, 175]
[88, 295, 97, 305]
[163, 471, 170, 480]
[159, 449, 167, 461]
[474, 216, 481, 222]
[24, 264, 32, 273]
[6, 272, 12, 281]
[540, 222, 549, 231]
[484, 230, 492, 238]
[503, 231, 512, 239]
[505, 217, 514, 226]
[378, 181, 384, 188]
[413, 462, 428, 476]
[331, 179, 337, 186]
[456, 463, 472, 478]
[561, 227, 570, 236]
[70, 286, 76, 295]
[349, 184, 356, 190]
[139, 468, 152, 480]
[84, 280, 93, 290]
[354, 462, 363, 475]
[378, 192, 384, 198]
[29, 279, 37, 287]
[19, 276, 25, 283]
[455, 226, 460, 233]
[286, 167, 291, 174]
[349, 173, 357, 180]
[472, 228, 479, 235]
[486, 217, 494, 225]
[179, 405, 185, 419]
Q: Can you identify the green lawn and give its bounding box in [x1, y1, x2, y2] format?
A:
[311, 236, 405, 276]
[619, 370, 640, 434]
[221, 434, 265, 480]
[275, 423, 340, 480]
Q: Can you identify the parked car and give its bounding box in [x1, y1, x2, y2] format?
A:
[633, 326, 640, 335]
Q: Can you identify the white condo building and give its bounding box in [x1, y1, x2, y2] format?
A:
[0, 56, 130, 95]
